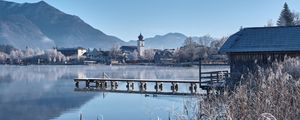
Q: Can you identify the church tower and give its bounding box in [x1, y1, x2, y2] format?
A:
[137, 33, 145, 57]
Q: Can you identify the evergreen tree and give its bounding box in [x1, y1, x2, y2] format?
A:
[277, 3, 295, 26]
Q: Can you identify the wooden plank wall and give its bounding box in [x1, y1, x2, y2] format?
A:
[226, 52, 300, 86]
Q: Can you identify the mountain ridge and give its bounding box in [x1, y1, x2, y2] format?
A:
[127, 32, 215, 49]
[0, 0, 125, 50]
[0, 0, 215, 50]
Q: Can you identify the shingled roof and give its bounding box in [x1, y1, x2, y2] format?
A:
[219, 26, 300, 53]
[120, 46, 137, 53]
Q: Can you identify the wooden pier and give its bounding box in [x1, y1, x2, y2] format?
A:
[74, 88, 207, 96]
[74, 71, 229, 95]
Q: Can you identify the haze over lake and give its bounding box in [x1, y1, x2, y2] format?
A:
[0, 65, 229, 120]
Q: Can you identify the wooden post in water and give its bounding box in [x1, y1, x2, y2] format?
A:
[96, 81, 100, 88]
[210, 73, 213, 83]
[217, 72, 219, 83]
[85, 81, 90, 88]
[80, 113, 83, 120]
[199, 57, 202, 88]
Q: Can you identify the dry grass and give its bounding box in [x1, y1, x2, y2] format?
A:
[195, 57, 300, 120]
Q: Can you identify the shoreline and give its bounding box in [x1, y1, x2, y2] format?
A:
[0, 63, 229, 67]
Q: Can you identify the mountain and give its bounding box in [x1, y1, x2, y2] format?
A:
[0, 1, 124, 50]
[127, 33, 215, 49]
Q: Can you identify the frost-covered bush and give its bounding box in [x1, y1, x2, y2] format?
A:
[9, 49, 24, 59]
[280, 57, 300, 79]
[44, 49, 66, 62]
[1, 48, 66, 64]
[23, 48, 45, 58]
[0, 52, 8, 61]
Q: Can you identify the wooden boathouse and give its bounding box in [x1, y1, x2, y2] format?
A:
[220, 26, 300, 85]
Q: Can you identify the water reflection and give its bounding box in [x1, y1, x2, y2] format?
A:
[0, 65, 96, 120]
[0, 65, 229, 120]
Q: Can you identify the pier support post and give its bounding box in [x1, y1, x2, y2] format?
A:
[189, 83, 197, 93]
[99, 81, 107, 89]
[85, 81, 90, 88]
[96, 81, 100, 88]
[104, 82, 108, 88]
[139, 82, 147, 91]
[155, 82, 163, 92]
[75, 81, 79, 88]
[111, 81, 118, 90]
[126, 81, 134, 90]
[171, 82, 179, 93]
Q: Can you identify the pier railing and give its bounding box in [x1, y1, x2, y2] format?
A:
[199, 71, 229, 94]
[102, 72, 110, 79]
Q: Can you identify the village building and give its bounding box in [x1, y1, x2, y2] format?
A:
[120, 46, 138, 54]
[120, 33, 145, 59]
[220, 26, 300, 82]
[84, 49, 111, 64]
[57, 47, 87, 60]
[154, 49, 175, 64]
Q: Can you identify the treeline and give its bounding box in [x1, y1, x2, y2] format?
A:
[0, 37, 229, 65]
[107, 35, 228, 65]
[172, 36, 228, 63]
[0, 45, 66, 64]
[267, 2, 300, 26]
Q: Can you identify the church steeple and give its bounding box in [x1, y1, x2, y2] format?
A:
[137, 33, 145, 57]
[138, 33, 144, 41]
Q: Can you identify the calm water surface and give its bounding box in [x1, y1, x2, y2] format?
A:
[0, 65, 229, 120]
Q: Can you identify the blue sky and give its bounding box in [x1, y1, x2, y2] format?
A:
[9, 0, 300, 41]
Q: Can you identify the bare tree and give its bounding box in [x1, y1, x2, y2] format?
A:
[198, 35, 214, 46]
[109, 44, 121, 60]
[128, 50, 138, 61]
[173, 48, 183, 63]
[265, 19, 274, 27]
[143, 49, 155, 62]
[45, 49, 66, 62]
[210, 37, 228, 50]
[0, 52, 8, 62]
[183, 37, 198, 62]
[10, 50, 24, 60]
[293, 11, 300, 25]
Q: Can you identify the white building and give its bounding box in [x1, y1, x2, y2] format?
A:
[57, 47, 87, 60]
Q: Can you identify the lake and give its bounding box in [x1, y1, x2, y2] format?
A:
[0, 65, 229, 120]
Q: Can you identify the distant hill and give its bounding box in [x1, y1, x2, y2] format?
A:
[127, 33, 215, 49]
[0, 1, 124, 50]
